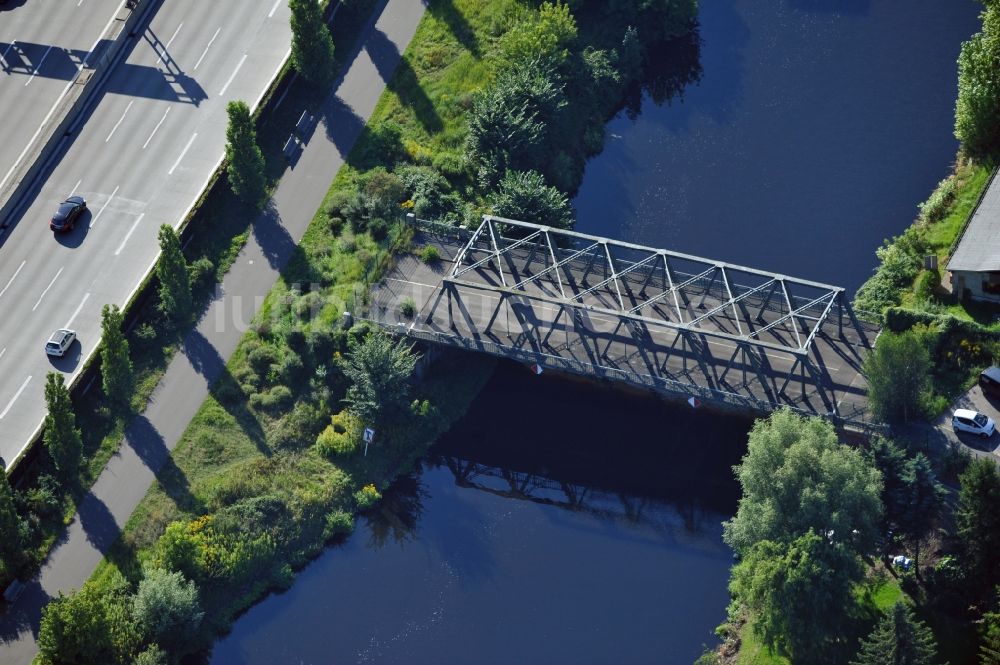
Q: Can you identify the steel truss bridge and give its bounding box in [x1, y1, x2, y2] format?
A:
[366, 215, 881, 427]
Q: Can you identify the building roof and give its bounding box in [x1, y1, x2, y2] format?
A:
[948, 169, 1000, 273]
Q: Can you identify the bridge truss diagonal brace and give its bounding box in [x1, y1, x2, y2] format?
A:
[448, 215, 852, 357]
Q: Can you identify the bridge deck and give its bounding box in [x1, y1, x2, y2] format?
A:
[366, 226, 880, 427]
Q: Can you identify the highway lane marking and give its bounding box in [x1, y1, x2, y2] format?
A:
[155, 22, 183, 66]
[115, 213, 144, 255]
[24, 45, 53, 86]
[65, 292, 91, 328]
[90, 185, 120, 228]
[105, 100, 134, 143]
[143, 108, 171, 149]
[69, 179, 82, 196]
[0, 348, 6, 361]
[0, 260, 26, 301]
[219, 54, 247, 96]
[168, 133, 197, 175]
[0, 1, 128, 195]
[33, 267, 64, 311]
[0, 41, 16, 67]
[268, 0, 282, 18]
[0, 376, 32, 420]
[194, 27, 221, 71]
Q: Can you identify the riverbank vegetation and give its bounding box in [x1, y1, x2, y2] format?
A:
[30, 1, 706, 662]
[701, 409, 996, 665]
[855, 1, 1000, 409]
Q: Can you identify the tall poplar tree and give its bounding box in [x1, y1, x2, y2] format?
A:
[156, 225, 192, 326]
[225, 101, 267, 207]
[289, 0, 335, 86]
[44, 372, 83, 483]
[0, 471, 22, 576]
[101, 304, 134, 411]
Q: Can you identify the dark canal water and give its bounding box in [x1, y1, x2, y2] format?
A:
[211, 362, 751, 664]
[211, 1, 980, 663]
[575, 0, 981, 295]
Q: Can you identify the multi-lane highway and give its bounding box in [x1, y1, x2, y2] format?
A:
[0, 0, 293, 467]
[0, 0, 127, 203]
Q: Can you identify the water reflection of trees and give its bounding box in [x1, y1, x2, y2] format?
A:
[363, 472, 427, 550]
[622, 29, 704, 119]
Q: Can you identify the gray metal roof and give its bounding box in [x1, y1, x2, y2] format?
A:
[948, 170, 1000, 273]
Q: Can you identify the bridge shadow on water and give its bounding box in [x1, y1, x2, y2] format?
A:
[426, 359, 752, 527]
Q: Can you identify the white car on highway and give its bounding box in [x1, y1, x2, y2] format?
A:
[952, 408, 996, 438]
[45, 329, 76, 357]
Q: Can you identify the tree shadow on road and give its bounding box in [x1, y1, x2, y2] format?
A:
[183, 330, 269, 456]
[126, 415, 203, 515]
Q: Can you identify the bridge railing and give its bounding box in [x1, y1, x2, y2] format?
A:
[359, 314, 886, 434]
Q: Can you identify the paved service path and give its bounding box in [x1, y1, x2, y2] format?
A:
[0, 0, 293, 468]
[0, 1, 426, 661]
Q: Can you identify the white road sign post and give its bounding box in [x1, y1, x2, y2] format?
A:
[363, 427, 375, 456]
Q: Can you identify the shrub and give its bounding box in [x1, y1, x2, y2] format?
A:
[249, 385, 293, 413]
[246, 343, 280, 377]
[396, 164, 459, 220]
[133, 568, 204, 653]
[188, 256, 215, 291]
[399, 298, 416, 319]
[956, 5, 1000, 153]
[489, 170, 575, 230]
[315, 410, 360, 458]
[918, 177, 957, 223]
[270, 400, 327, 449]
[133, 323, 159, 348]
[354, 483, 382, 510]
[913, 269, 941, 302]
[418, 245, 441, 263]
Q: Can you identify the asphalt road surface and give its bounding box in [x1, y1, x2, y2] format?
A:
[0, 0, 293, 467]
[0, 1, 425, 661]
[0, 0, 127, 203]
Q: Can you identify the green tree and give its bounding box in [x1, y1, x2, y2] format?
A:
[896, 453, 945, 573]
[730, 530, 862, 663]
[723, 409, 883, 557]
[44, 372, 83, 483]
[498, 1, 578, 68]
[863, 330, 932, 423]
[133, 568, 204, 653]
[867, 436, 910, 535]
[0, 471, 23, 578]
[465, 60, 566, 187]
[337, 331, 419, 427]
[38, 574, 139, 665]
[289, 0, 335, 86]
[851, 602, 940, 665]
[489, 170, 575, 230]
[225, 100, 267, 207]
[982, 611, 1000, 665]
[956, 4, 1000, 153]
[956, 458, 1000, 601]
[101, 304, 134, 411]
[156, 225, 192, 327]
